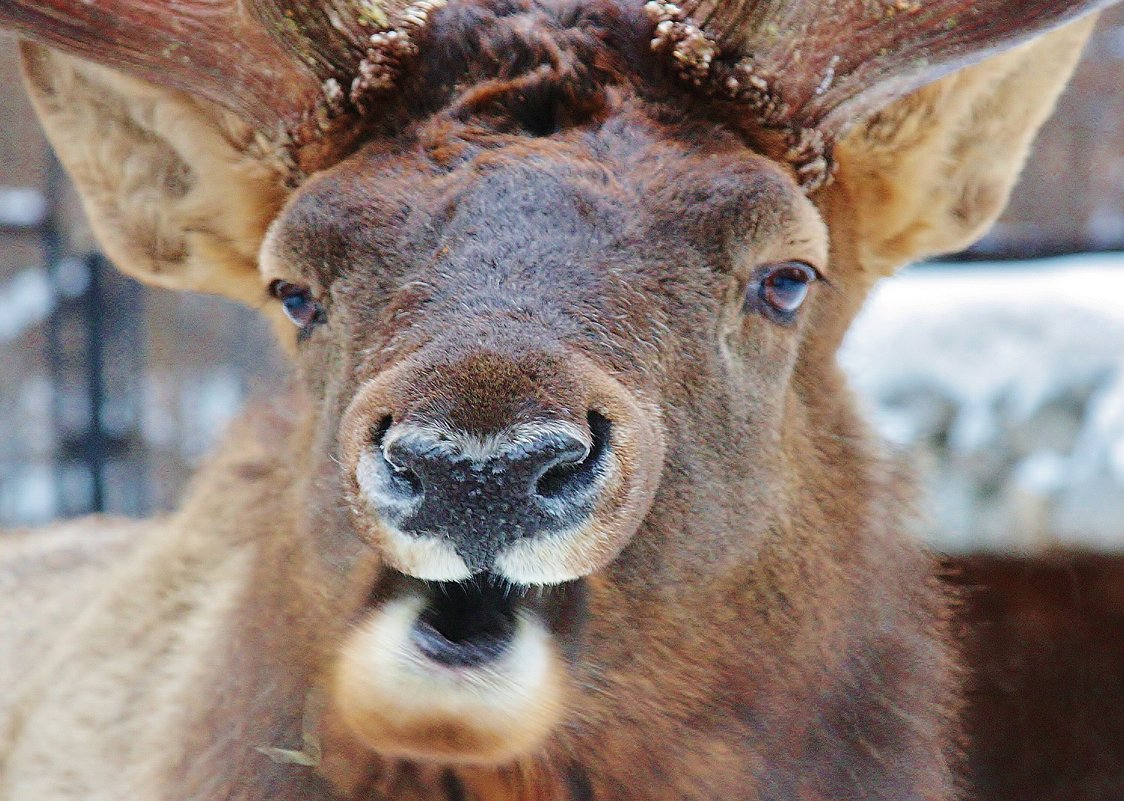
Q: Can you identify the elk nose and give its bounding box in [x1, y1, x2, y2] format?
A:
[362, 414, 610, 573]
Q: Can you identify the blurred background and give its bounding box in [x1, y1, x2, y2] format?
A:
[1, 11, 1123, 553]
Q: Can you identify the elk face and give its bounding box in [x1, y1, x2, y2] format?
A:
[259, 85, 829, 761]
[8, 0, 1101, 785]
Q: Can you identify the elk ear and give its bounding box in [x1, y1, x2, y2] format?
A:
[825, 18, 1096, 280]
[20, 43, 290, 303]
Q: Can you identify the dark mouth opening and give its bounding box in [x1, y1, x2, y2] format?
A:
[376, 571, 587, 669]
[410, 576, 521, 668]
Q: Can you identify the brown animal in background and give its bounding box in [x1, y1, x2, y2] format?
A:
[0, 1, 1115, 799]
[948, 553, 1124, 801]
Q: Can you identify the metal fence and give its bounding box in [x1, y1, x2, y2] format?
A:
[2, 162, 140, 520]
[0, 161, 281, 526]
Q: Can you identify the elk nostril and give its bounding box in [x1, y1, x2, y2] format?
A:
[374, 416, 423, 499]
[534, 411, 611, 500]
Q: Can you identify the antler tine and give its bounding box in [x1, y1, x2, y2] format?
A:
[0, 1, 323, 140]
[0, 0, 431, 170]
[247, 0, 378, 83]
[664, 0, 1115, 188]
[250, 0, 447, 117]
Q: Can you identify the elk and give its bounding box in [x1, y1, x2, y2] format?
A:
[0, 1, 1116, 799]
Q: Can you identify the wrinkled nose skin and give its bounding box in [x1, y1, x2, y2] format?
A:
[369, 419, 608, 571]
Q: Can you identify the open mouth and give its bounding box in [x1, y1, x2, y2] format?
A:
[373, 570, 587, 669]
[412, 578, 518, 667]
[334, 569, 587, 763]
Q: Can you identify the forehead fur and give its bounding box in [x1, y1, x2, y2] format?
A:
[265, 93, 817, 280]
[260, 0, 823, 287]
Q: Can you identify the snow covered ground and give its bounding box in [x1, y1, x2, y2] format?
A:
[841, 253, 1124, 552]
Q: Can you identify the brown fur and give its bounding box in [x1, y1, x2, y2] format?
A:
[0, 2, 1101, 799]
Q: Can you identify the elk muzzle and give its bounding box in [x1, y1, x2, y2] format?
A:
[340, 347, 666, 586]
[360, 412, 611, 573]
[333, 346, 663, 763]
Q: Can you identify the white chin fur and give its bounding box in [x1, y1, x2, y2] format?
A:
[493, 535, 587, 585]
[332, 594, 565, 765]
[383, 528, 472, 582]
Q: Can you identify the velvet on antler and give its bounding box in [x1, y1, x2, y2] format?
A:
[649, 0, 1116, 186]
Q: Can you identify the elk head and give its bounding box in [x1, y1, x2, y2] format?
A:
[3, 0, 1107, 792]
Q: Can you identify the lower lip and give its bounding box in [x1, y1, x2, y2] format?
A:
[332, 590, 567, 763]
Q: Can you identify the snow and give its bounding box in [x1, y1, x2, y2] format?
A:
[0, 186, 47, 228]
[0, 258, 92, 343]
[0, 268, 53, 342]
[841, 253, 1124, 552]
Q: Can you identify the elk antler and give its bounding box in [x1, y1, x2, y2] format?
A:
[0, 0, 438, 172]
[647, 0, 1117, 188]
[1, 0, 1114, 183]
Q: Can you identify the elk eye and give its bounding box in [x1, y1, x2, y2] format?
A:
[748, 261, 818, 322]
[269, 280, 325, 329]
